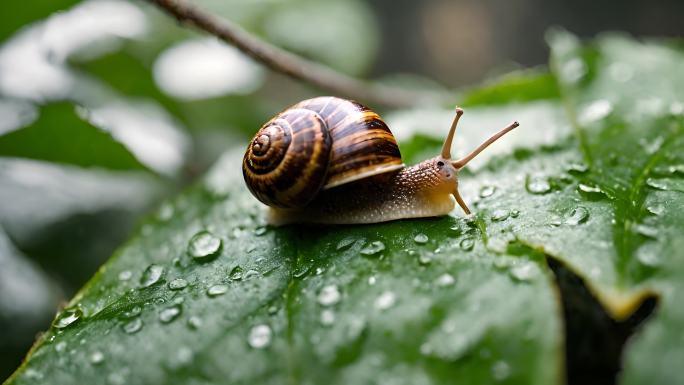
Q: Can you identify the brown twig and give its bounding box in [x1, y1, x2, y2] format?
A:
[148, 0, 449, 108]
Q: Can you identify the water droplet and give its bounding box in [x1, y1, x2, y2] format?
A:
[577, 183, 608, 199]
[368, 276, 377, 285]
[491, 360, 511, 381]
[159, 305, 182, 323]
[413, 233, 429, 244]
[435, 273, 455, 287]
[360, 240, 385, 256]
[315, 267, 325, 275]
[526, 176, 551, 194]
[336, 237, 356, 251]
[248, 324, 272, 349]
[53, 307, 82, 329]
[121, 306, 142, 319]
[491, 209, 509, 222]
[566, 162, 589, 174]
[90, 351, 105, 365]
[317, 285, 341, 306]
[509, 263, 539, 282]
[140, 264, 164, 288]
[55, 341, 67, 352]
[157, 203, 174, 221]
[187, 316, 202, 330]
[254, 226, 268, 236]
[243, 269, 260, 280]
[646, 178, 669, 191]
[229, 266, 243, 280]
[374, 291, 396, 310]
[187, 230, 222, 262]
[565, 206, 589, 225]
[168, 278, 188, 290]
[636, 243, 661, 267]
[479, 185, 496, 198]
[118, 270, 132, 281]
[418, 254, 432, 265]
[633, 224, 658, 238]
[320, 309, 336, 326]
[459, 237, 475, 251]
[123, 318, 143, 334]
[207, 284, 229, 297]
[647, 204, 665, 216]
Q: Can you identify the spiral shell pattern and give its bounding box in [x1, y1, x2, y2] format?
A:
[243, 109, 332, 208]
[243, 97, 403, 208]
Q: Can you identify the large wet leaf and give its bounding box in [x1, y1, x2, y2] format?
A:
[5, 32, 684, 385]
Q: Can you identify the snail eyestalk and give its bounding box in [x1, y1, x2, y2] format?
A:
[441, 107, 464, 159]
[452, 188, 471, 215]
[452, 121, 519, 169]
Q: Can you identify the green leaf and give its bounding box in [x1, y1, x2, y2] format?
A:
[546, 30, 684, 385]
[4, 149, 562, 385]
[0, 103, 148, 172]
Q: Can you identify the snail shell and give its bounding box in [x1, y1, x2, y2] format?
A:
[242, 97, 404, 208]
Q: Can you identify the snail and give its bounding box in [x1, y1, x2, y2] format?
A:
[243, 97, 518, 225]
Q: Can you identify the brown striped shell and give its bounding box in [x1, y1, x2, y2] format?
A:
[242, 97, 404, 208]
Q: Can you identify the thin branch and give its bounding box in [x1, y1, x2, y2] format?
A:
[148, 0, 449, 108]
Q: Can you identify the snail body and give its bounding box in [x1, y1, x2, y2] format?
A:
[243, 97, 518, 225]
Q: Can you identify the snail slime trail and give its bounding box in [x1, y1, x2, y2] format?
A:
[242, 96, 519, 225]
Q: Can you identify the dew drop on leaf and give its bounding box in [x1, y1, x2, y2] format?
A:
[565, 206, 589, 225]
[509, 263, 539, 282]
[254, 226, 268, 236]
[459, 237, 475, 251]
[360, 240, 385, 256]
[374, 291, 396, 310]
[121, 306, 142, 319]
[526, 176, 551, 194]
[413, 233, 429, 244]
[187, 316, 203, 330]
[140, 264, 164, 288]
[248, 324, 272, 349]
[118, 270, 132, 281]
[336, 237, 357, 251]
[168, 278, 188, 290]
[566, 162, 589, 174]
[320, 309, 336, 326]
[646, 178, 670, 191]
[207, 284, 228, 297]
[243, 269, 260, 280]
[479, 185, 496, 198]
[187, 230, 222, 262]
[577, 183, 608, 199]
[90, 351, 105, 365]
[159, 305, 182, 323]
[491, 209, 509, 222]
[636, 243, 662, 267]
[53, 307, 82, 329]
[435, 273, 455, 287]
[646, 204, 665, 216]
[122, 318, 143, 334]
[317, 285, 342, 306]
[229, 266, 243, 280]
